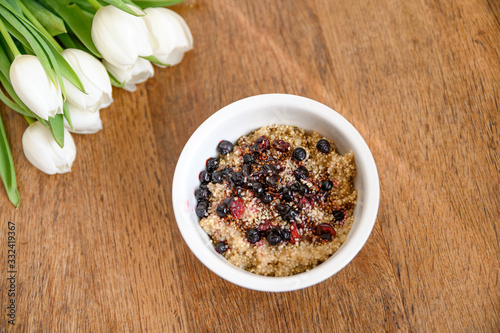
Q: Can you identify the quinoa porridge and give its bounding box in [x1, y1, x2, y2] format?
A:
[194, 125, 357, 277]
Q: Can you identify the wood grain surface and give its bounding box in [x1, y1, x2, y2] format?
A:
[0, 0, 498, 331]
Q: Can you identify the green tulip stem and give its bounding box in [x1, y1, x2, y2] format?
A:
[87, 0, 103, 11]
[23, 115, 35, 125]
[0, 19, 20, 58]
[18, 1, 64, 53]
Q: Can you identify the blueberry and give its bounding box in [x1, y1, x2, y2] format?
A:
[195, 188, 210, 202]
[316, 139, 331, 153]
[290, 182, 300, 192]
[243, 154, 256, 164]
[294, 166, 309, 180]
[211, 171, 223, 183]
[242, 164, 253, 177]
[215, 241, 229, 254]
[221, 167, 234, 180]
[265, 174, 280, 188]
[195, 201, 209, 218]
[216, 203, 229, 218]
[276, 203, 290, 216]
[246, 228, 261, 244]
[298, 183, 310, 195]
[266, 228, 282, 245]
[292, 147, 307, 161]
[231, 172, 245, 186]
[199, 171, 211, 184]
[262, 164, 277, 174]
[332, 210, 345, 222]
[217, 140, 233, 155]
[261, 193, 273, 204]
[252, 182, 265, 197]
[284, 208, 299, 222]
[280, 228, 291, 241]
[281, 187, 293, 202]
[206, 157, 219, 172]
[319, 179, 333, 191]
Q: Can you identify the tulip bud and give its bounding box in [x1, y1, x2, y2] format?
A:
[104, 58, 154, 92]
[64, 103, 103, 134]
[10, 55, 63, 121]
[91, 5, 153, 69]
[22, 122, 76, 175]
[143, 8, 193, 66]
[62, 49, 113, 113]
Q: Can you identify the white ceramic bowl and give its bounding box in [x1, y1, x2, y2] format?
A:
[172, 94, 379, 292]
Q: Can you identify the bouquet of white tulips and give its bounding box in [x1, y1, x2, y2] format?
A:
[0, 0, 193, 207]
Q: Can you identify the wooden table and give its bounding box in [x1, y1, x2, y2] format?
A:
[0, 0, 498, 331]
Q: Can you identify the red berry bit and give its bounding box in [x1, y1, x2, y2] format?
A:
[289, 222, 301, 244]
[250, 136, 270, 153]
[315, 224, 336, 241]
[229, 197, 245, 219]
[272, 140, 290, 152]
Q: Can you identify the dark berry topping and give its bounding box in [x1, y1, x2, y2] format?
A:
[272, 140, 290, 152]
[319, 179, 333, 191]
[229, 197, 245, 219]
[261, 193, 273, 204]
[265, 174, 280, 188]
[316, 139, 331, 153]
[262, 164, 277, 174]
[211, 171, 223, 183]
[221, 167, 234, 180]
[292, 147, 307, 161]
[232, 186, 244, 196]
[195, 201, 209, 218]
[252, 182, 265, 197]
[284, 208, 299, 222]
[294, 166, 309, 180]
[332, 210, 345, 222]
[242, 164, 252, 177]
[243, 153, 256, 164]
[217, 140, 234, 155]
[266, 228, 282, 245]
[276, 203, 290, 216]
[315, 223, 336, 241]
[290, 182, 300, 192]
[195, 188, 210, 202]
[298, 183, 310, 195]
[251, 136, 270, 153]
[281, 187, 293, 202]
[215, 241, 229, 254]
[280, 228, 291, 241]
[216, 203, 229, 218]
[206, 157, 219, 172]
[231, 172, 245, 186]
[199, 171, 211, 184]
[246, 228, 261, 244]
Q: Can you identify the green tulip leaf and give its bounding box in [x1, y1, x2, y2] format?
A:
[37, 0, 101, 58]
[62, 102, 72, 130]
[132, 0, 185, 8]
[22, 0, 66, 37]
[4, 0, 21, 14]
[0, 111, 20, 207]
[101, 0, 145, 16]
[48, 114, 64, 148]
[142, 55, 170, 67]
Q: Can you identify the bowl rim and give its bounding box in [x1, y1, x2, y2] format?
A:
[172, 93, 380, 292]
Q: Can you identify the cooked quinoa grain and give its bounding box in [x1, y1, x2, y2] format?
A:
[195, 125, 357, 276]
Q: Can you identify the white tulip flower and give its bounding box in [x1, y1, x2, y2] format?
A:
[64, 103, 103, 134]
[22, 122, 76, 175]
[143, 8, 193, 67]
[10, 55, 63, 121]
[104, 57, 154, 92]
[91, 5, 153, 69]
[62, 48, 113, 113]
